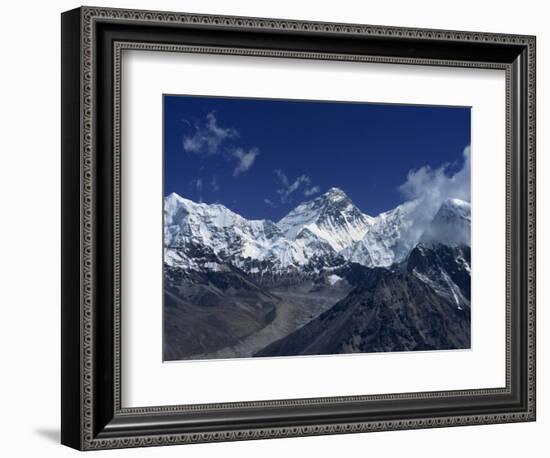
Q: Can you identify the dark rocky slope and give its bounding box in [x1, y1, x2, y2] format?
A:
[257, 268, 470, 357]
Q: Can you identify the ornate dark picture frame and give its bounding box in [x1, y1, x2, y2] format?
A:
[61, 6, 536, 451]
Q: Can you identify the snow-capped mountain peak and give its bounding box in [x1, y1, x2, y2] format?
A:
[341, 199, 420, 267]
[324, 187, 348, 202]
[276, 187, 374, 252]
[164, 192, 282, 265]
[164, 192, 345, 275]
[419, 198, 471, 247]
[437, 198, 471, 219]
[342, 198, 471, 267]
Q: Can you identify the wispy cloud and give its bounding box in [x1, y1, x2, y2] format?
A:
[275, 170, 314, 203]
[264, 198, 277, 208]
[182, 112, 260, 176]
[192, 177, 203, 193]
[189, 177, 204, 202]
[399, 145, 471, 204]
[396, 145, 471, 245]
[304, 185, 321, 197]
[233, 147, 259, 176]
[183, 112, 238, 155]
[275, 169, 289, 188]
[209, 175, 220, 192]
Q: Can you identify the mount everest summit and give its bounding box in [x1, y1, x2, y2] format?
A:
[163, 188, 471, 360]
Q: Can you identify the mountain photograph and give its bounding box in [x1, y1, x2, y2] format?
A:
[163, 95, 471, 361]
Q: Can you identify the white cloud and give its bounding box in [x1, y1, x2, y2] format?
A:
[233, 147, 259, 176]
[182, 112, 260, 176]
[399, 146, 471, 204]
[396, 145, 471, 245]
[264, 198, 277, 208]
[304, 185, 321, 197]
[210, 176, 220, 192]
[194, 177, 203, 193]
[189, 177, 204, 202]
[275, 169, 289, 188]
[183, 112, 238, 155]
[275, 170, 312, 202]
[284, 175, 310, 197]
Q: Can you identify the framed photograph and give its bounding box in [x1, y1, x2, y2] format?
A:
[61, 6, 536, 450]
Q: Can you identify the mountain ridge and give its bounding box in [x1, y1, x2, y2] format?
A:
[164, 188, 470, 276]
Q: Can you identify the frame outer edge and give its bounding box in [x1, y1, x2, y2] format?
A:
[61, 7, 85, 451]
[81, 5, 535, 43]
[69, 6, 536, 450]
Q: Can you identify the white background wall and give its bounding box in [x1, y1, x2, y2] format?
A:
[0, 0, 545, 456]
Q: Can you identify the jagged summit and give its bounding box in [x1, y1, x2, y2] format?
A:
[165, 191, 235, 215]
[437, 198, 471, 220]
[277, 187, 373, 251]
[342, 198, 470, 268]
[419, 198, 471, 247]
[315, 187, 353, 206]
[323, 187, 348, 200]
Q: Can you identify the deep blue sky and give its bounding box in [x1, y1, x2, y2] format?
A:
[164, 95, 470, 220]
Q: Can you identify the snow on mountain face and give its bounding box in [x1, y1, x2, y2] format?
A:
[341, 198, 471, 268]
[407, 243, 471, 310]
[164, 192, 345, 275]
[277, 188, 374, 252]
[341, 200, 421, 267]
[164, 190, 471, 276]
[164, 192, 281, 261]
[419, 198, 471, 247]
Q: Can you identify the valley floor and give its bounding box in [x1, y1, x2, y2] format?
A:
[176, 284, 351, 360]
